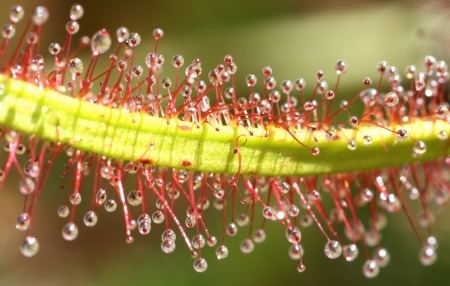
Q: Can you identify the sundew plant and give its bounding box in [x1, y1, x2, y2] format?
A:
[1, 1, 450, 285]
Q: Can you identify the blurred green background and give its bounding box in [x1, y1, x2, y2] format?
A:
[1, 0, 450, 285]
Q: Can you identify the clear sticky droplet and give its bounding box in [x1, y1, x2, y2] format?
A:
[335, 60, 348, 74]
[363, 259, 379, 278]
[413, 141, 427, 156]
[363, 135, 372, 146]
[384, 92, 399, 107]
[325, 90, 335, 100]
[288, 244, 304, 260]
[191, 234, 206, 249]
[240, 239, 254, 254]
[10, 5, 24, 23]
[91, 29, 111, 55]
[262, 206, 273, 219]
[161, 239, 176, 253]
[288, 204, 299, 217]
[20, 236, 39, 257]
[253, 229, 266, 243]
[207, 236, 217, 247]
[216, 245, 229, 259]
[69, 193, 81, 205]
[127, 190, 142, 206]
[127, 32, 141, 47]
[172, 55, 184, 68]
[347, 140, 357, 150]
[2, 24, 16, 39]
[419, 245, 437, 266]
[153, 28, 164, 40]
[57, 205, 69, 218]
[104, 199, 117, 212]
[95, 189, 107, 206]
[16, 213, 31, 231]
[193, 258, 208, 272]
[226, 223, 238, 236]
[62, 222, 79, 241]
[373, 247, 390, 267]
[435, 104, 449, 119]
[161, 228, 177, 241]
[236, 213, 249, 227]
[70, 4, 84, 20]
[324, 240, 342, 259]
[343, 244, 359, 261]
[152, 210, 164, 224]
[66, 21, 79, 35]
[83, 211, 98, 227]
[396, 129, 408, 141]
[19, 177, 35, 195]
[286, 226, 301, 244]
[69, 58, 83, 75]
[32, 6, 49, 26]
[312, 147, 320, 156]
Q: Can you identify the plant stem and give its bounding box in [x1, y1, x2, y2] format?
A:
[0, 75, 448, 176]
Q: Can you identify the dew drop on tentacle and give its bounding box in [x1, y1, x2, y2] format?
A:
[396, 129, 408, 141]
[435, 104, 449, 119]
[83, 211, 98, 227]
[127, 190, 142, 206]
[240, 239, 255, 254]
[384, 92, 399, 107]
[413, 141, 427, 156]
[161, 239, 176, 253]
[20, 236, 39, 257]
[324, 240, 342, 259]
[335, 60, 348, 74]
[363, 136, 372, 146]
[347, 140, 357, 150]
[325, 90, 335, 100]
[69, 58, 83, 75]
[191, 235, 206, 249]
[18, 177, 35, 195]
[253, 229, 266, 243]
[62, 222, 79, 241]
[216, 245, 229, 259]
[32, 6, 49, 26]
[69, 4, 84, 20]
[262, 206, 274, 219]
[1, 24, 16, 39]
[66, 21, 80, 35]
[58, 205, 70, 218]
[236, 213, 249, 227]
[193, 258, 208, 273]
[70, 193, 82, 205]
[343, 244, 359, 262]
[152, 210, 165, 224]
[153, 28, 164, 40]
[226, 223, 238, 236]
[288, 204, 300, 217]
[104, 199, 117, 212]
[91, 29, 112, 55]
[286, 226, 301, 244]
[15, 213, 31, 231]
[288, 244, 304, 260]
[207, 236, 217, 247]
[96, 189, 107, 206]
[362, 259, 380, 278]
[312, 147, 320, 156]
[10, 5, 24, 23]
[373, 247, 390, 267]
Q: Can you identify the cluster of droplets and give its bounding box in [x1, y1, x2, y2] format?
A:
[1, 3, 450, 279]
